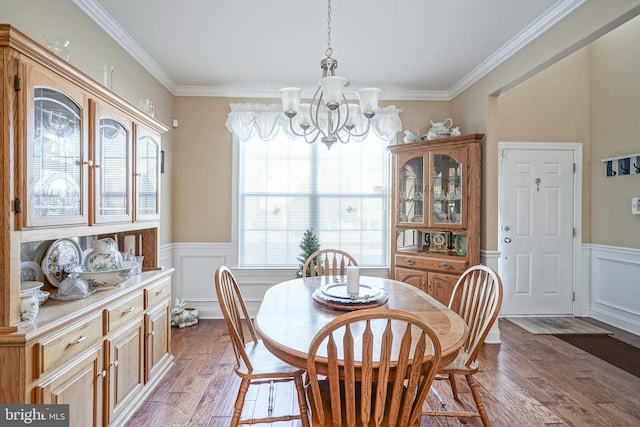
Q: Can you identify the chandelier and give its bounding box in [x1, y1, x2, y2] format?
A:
[279, 0, 381, 149]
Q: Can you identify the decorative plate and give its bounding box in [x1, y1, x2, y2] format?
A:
[50, 289, 96, 301]
[321, 283, 382, 301]
[20, 261, 44, 282]
[41, 238, 82, 287]
[312, 283, 389, 311]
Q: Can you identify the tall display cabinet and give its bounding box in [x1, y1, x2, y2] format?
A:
[0, 25, 174, 426]
[388, 134, 483, 306]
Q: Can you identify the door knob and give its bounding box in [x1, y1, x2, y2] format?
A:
[504, 237, 512, 243]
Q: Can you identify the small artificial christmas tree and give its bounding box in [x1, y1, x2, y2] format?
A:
[296, 228, 321, 277]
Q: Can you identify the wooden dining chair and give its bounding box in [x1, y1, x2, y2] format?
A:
[214, 266, 310, 427]
[302, 249, 358, 277]
[306, 308, 442, 427]
[423, 265, 503, 426]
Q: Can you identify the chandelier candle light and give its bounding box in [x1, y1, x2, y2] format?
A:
[279, 0, 381, 149]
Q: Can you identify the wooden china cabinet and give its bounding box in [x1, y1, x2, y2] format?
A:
[0, 24, 173, 427]
[388, 134, 483, 306]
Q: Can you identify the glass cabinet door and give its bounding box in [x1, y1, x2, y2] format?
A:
[398, 156, 425, 224]
[26, 82, 88, 228]
[93, 105, 132, 224]
[134, 125, 161, 221]
[431, 152, 463, 226]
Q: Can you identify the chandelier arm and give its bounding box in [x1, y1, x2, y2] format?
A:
[303, 127, 322, 144]
[336, 130, 351, 145]
[286, 117, 307, 138]
[310, 94, 329, 141]
[345, 118, 373, 139]
[286, 116, 322, 144]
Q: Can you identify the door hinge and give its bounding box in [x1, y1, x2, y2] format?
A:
[14, 198, 22, 213]
[573, 163, 576, 173]
[573, 227, 576, 237]
[13, 75, 22, 92]
[572, 291, 576, 302]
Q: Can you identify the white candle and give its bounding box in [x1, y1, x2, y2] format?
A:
[346, 266, 360, 296]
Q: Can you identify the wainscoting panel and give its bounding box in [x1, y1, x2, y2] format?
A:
[168, 242, 390, 319]
[590, 244, 640, 335]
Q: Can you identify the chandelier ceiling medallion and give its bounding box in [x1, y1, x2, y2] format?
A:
[279, 0, 381, 149]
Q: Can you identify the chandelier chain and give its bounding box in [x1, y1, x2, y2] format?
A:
[326, 0, 333, 57]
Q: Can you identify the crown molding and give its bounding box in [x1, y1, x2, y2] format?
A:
[175, 85, 451, 101]
[448, 0, 586, 98]
[75, 0, 585, 100]
[72, 0, 178, 93]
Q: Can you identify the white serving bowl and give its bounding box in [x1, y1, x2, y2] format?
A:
[65, 261, 137, 289]
[20, 280, 44, 294]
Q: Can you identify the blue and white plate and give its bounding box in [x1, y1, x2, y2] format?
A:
[41, 238, 82, 287]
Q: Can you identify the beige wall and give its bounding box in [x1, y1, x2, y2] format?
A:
[171, 98, 451, 242]
[590, 16, 640, 247]
[4, 0, 640, 252]
[1, 0, 176, 245]
[452, 0, 640, 250]
[496, 48, 592, 243]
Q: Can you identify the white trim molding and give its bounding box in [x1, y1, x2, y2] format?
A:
[481, 249, 502, 344]
[589, 244, 640, 335]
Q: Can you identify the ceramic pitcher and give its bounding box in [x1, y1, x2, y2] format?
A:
[84, 238, 123, 272]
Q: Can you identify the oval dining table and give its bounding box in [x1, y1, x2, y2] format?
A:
[254, 276, 468, 373]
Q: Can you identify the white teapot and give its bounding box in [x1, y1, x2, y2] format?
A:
[428, 118, 453, 135]
[403, 130, 419, 143]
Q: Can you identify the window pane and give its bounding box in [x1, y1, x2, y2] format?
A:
[239, 132, 389, 268]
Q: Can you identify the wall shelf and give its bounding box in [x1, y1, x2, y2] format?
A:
[601, 153, 640, 176]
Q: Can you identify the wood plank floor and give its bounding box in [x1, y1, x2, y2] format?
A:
[124, 318, 640, 426]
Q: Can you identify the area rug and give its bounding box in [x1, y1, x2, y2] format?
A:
[505, 317, 612, 335]
[553, 334, 640, 378]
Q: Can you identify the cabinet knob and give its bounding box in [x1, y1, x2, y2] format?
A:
[149, 330, 155, 337]
[81, 160, 94, 167]
[123, 306, 135, 313]
[70, 335, 87, 345]
[440, 262, 452, 270]
[93, 163, 102, 168]
[406, 259, 416, 265]
[156, 288, 166, 294]
[99, 370, 107, 378]
[111, 360, 119, 368]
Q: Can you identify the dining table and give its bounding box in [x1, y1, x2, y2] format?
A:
[254, 275, 468, 373]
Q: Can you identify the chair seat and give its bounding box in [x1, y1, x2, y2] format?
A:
[237, 339, 304, 378]
[437, 348, 479, 375]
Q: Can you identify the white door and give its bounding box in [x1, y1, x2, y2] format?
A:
[499, 144, 577, 315]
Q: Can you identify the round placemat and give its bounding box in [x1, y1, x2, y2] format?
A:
[312, 283, 389, 311]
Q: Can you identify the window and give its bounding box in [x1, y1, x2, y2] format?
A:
[237, 131, 390, 268]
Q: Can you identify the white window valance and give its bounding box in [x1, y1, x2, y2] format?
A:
[225, 103, 403, 142]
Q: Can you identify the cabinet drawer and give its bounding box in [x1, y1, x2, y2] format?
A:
[105, 291, 144, 333]
[145, 277, 171, 309]
[34, 311, 103, 377]
[395, 254, 467, 274]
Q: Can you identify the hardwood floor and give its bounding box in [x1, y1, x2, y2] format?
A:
[125, 318, 640, 426]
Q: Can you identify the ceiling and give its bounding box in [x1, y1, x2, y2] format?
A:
[74, 0, 584, 100]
